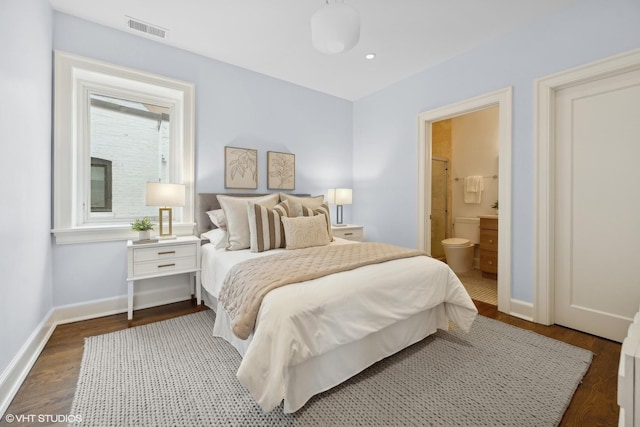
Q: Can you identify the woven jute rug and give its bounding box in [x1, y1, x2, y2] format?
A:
[69, 310, 592, 426]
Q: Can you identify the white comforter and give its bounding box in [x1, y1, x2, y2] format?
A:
[202, 239, 477, 412]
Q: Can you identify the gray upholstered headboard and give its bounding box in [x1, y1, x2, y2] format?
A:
[195, 193, 310, 237]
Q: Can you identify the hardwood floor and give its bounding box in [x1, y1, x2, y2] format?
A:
[1, 299, 619, 426]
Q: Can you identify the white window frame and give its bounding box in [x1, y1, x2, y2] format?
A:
[53, 51, 195, 244]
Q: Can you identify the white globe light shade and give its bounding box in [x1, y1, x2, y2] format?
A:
[311, 3, 360, 54]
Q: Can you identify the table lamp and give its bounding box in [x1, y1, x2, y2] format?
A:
[327, 188, 352, 226]
[146, 182, 185, 238]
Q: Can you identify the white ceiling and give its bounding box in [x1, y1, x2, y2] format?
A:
[49, 0, 575, 101]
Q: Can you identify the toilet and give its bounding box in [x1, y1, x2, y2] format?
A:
[441, 217, 480, 273]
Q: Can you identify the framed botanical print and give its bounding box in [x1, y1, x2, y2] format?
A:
[224, 146, 258, 189]
[267, 151, 295, 190]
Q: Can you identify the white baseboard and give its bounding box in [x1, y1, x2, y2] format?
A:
[0, 283, 191, 417]
[0, 309, 56, 418]
[509, 298, 534, 322]
[52, 282, 191, 325]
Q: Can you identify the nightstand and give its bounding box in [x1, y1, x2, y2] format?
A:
[126, 235, 201, 326]
[331, 224, 365, 242]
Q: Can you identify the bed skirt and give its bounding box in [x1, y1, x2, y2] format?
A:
[213, 300, 448, 413]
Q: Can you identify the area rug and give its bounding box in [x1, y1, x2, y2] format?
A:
[69, 310, 592, 426]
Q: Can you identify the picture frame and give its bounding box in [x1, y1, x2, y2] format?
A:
[224, 146, 258, 189]
[267, 151, 295, 190]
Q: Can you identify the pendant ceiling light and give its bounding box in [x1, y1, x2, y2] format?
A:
[311, 1, 360, 54]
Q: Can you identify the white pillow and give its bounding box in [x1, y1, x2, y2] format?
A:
[206, 209, 226, 229]
[217, 194, 280, 250]
[281, 214, 330, 250]
[200, 228, 228, 249]
[279, 193, 324, 217]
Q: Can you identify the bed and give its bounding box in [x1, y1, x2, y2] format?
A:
[195, 193, 477, 413]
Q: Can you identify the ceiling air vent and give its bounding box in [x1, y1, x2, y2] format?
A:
[125, 16, 167, 39]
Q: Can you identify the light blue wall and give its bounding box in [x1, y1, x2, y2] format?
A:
[0, 0, 53, 378]
[352, 0, 640, 302]
[52, 13, 353, 306]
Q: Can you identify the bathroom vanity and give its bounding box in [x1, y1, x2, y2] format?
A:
[478, 215, 498, 279]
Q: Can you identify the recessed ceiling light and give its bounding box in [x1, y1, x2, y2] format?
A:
[365, 53, 376, 60]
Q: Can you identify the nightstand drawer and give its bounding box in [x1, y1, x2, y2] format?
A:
[133, 256, 197, 277]
[333, 227, 364, 242]
[133, 243, 197, 263]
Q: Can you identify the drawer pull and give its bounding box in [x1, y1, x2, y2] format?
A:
[158, 263, 176, 268]
[488, 239, 494, 243]
[344, 233, 353, 236]
[488, 261, 493, 265]
[158, 251, 176, 255]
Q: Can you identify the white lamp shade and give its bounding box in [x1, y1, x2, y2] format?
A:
[328, 188, 352, 205]
[146, 182, 185, 207]
[311, 3, 360, 54]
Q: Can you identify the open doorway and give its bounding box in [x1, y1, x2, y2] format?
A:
[417, 87, 512, 314]
[431, 108, 499, 305]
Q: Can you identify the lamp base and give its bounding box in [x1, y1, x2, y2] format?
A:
[158, 207, 174, 238]
[332, 224, 348, 227]
[157, 235, 177, 240]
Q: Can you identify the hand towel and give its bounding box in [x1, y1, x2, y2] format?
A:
[464, 176, 484, 204]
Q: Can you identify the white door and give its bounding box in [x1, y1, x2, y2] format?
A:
[554, 69, 640, 342]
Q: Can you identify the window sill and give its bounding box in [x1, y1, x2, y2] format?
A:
[52, 223, 196, 245]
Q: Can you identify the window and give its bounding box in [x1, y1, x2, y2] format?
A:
[87, 94, 170, 221]
[53, 51, 195, 244]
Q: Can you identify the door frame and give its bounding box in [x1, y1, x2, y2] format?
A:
[417, 87, 513, 314]
[534, 48, 640, 325]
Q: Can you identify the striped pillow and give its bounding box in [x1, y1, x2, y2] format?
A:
[248, 200, 290, 252]
[279, 193, 324, 217]
[301, 202, 334, 242]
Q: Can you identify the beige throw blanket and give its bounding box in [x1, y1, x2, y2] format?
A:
[219, 242, 426, 339]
